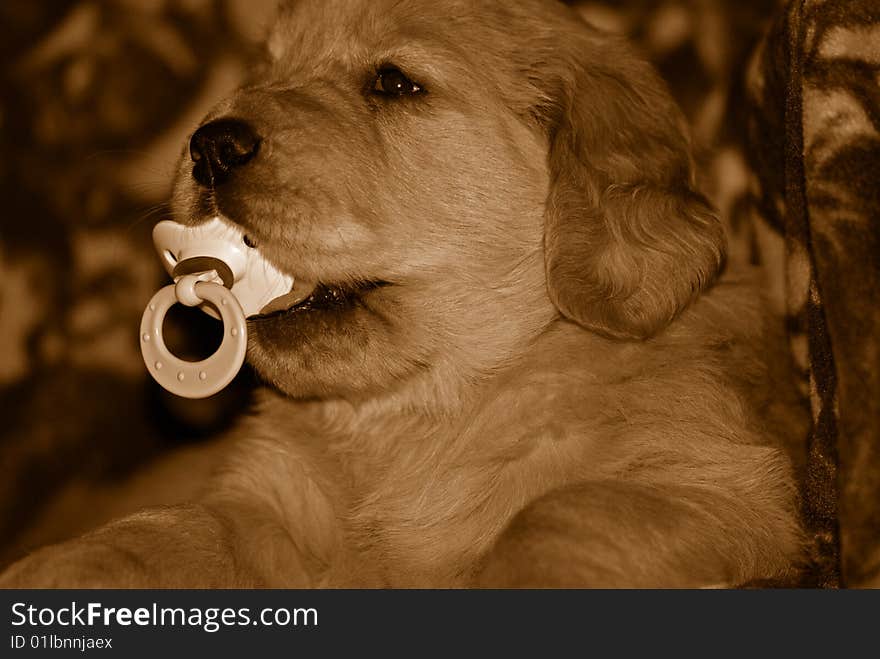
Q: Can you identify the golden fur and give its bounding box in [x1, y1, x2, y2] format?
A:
[1, 0, 803, 588]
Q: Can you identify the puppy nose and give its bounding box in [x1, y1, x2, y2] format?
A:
[190, 118, 261, 187]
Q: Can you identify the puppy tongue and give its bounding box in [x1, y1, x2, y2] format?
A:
[259, 279, 317, 315]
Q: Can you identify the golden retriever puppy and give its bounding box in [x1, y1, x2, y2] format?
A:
[0, 0, 803, 588]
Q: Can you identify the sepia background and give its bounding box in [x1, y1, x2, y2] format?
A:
[0, 0, 877, 587]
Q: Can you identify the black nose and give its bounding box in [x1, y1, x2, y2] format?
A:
[190, 118, 261, 187]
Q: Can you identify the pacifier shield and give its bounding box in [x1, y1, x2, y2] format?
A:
[153, 218, 294, 318]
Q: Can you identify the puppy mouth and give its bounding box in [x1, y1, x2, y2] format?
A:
[252, 279, 391, 320]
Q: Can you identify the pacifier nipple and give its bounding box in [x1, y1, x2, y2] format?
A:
[140, 216, 294, 399]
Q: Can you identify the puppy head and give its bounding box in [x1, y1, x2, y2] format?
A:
[170, 0, 724, 402]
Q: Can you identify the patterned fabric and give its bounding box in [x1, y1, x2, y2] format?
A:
[748, 0, 880, 588]
[1, 0, 875, 586]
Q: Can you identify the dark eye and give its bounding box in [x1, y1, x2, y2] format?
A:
[373, 67, 423, 96]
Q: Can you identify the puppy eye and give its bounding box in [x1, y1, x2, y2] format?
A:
[373, 67, 423, 96]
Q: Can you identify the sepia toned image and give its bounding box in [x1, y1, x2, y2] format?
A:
[0, 0, 878, 590]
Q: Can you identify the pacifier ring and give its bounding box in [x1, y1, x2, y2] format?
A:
[140, 281, 247, 399]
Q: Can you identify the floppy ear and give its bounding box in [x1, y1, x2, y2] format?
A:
[540, 31, 725, 340]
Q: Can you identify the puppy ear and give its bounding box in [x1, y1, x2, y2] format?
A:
[540, 32, 725, 340]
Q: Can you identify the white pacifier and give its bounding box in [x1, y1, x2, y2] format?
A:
[140, 216, 294, 399]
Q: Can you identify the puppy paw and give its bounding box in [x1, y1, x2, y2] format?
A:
[0, 541, 149, 589]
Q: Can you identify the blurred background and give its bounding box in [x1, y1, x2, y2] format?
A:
[1, 0, 877, 587]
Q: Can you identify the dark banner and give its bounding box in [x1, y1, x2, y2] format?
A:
[1, 590, 875, 655]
